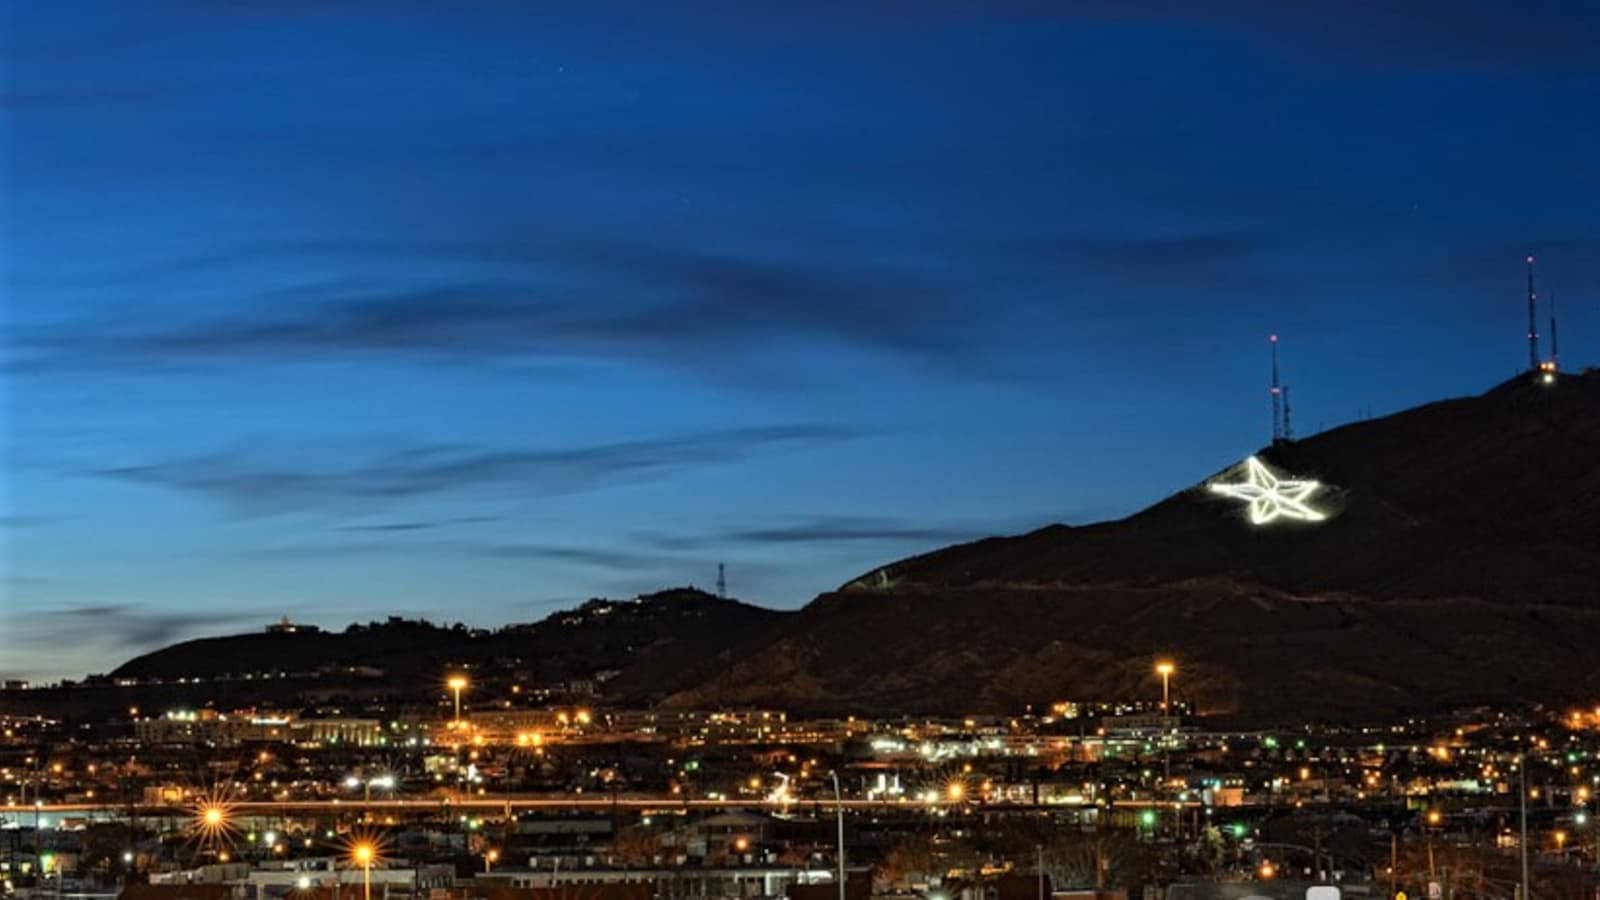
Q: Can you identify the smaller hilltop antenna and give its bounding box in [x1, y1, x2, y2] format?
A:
[1282, 384, 1293, 442]
[1526, 256, 1539, 371]
[1550, 291, 1560, 372]
[716, 562, 727, 599]
[1269, 333, 1282, 443]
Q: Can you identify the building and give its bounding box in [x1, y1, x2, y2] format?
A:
[134, 711, 382, 747]
[478, 865, 843, 899]
[266, 617, 321, 635]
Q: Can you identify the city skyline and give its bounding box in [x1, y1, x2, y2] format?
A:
[7, 1, 1600, 681]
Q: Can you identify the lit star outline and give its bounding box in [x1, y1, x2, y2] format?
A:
[1208, 456, 1327, 525]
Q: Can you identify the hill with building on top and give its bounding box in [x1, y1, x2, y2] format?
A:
[627, 370, 1600, 722]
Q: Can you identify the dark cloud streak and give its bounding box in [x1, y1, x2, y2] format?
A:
[93, 426, 867, 515]
[20, 242, 992, 379]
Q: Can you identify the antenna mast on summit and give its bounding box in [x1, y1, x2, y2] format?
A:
[716, 562, 727, 599]
[1550, 291, 1560, 371]
[1526, 256, 1539, 371]
[1282, 385, 1293, 442]
[1269, 334, 1282, 443]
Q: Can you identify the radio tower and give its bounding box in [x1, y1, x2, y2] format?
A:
[1550, 291, 1560, 372]
[1269, 334, 1282, 443]
[1282, 385, 1293, 442]
[715, 563, 727, 600]
[1526, 256, 1539, 371]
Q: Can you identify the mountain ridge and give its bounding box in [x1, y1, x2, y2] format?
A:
[634, 370, 1600, 722]
[107, 587, 785, 687]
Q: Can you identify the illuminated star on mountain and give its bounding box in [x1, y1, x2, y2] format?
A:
[1208, 456, 1327, 525]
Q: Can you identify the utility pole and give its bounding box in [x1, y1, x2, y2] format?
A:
[1520, 754, 1531, 900]
[1269, 334, 1282, 442]
[829, 771, 846, 900]
[1526, 257, 1539, 372]
[1390, 831, 1398, 899]
[1580, 775, 1593, 877]
[1037, 844, 1045, 900]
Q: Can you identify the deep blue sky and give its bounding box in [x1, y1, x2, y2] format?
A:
[4, 1, 1598, 682]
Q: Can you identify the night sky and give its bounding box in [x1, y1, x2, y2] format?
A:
[5, 1, 1599, 682]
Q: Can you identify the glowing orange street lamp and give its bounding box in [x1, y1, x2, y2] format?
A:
[1155, 661, 1175, 712]
[352, 842, 375, 900]
[447, 676, 468, 725]
[485, 849, 499, 873]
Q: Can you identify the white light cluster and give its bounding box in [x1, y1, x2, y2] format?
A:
[1208, 456, 1327, 525]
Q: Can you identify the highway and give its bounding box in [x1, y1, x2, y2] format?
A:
[1, 795, 1202, 816]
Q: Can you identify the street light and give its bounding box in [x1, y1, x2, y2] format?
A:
[828, 771, 846, 900]
[348, 773, 396, 804]
[1155, 660, 1176, 785]
[1519, 754, 1529, 900]
[1155, 661, 1175, 712]
[352, 842, 375, 900]
[485, 849, 499, 873]
[448, 676, 469, 725]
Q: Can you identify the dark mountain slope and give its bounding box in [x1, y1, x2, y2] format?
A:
[654, 371, 1600, 722]
[109, 588, 784, 688]
[854, 372, 1600, 604]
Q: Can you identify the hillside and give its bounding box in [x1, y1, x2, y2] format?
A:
[648, 370, 1600, 722]
[109, 587, 785, 690]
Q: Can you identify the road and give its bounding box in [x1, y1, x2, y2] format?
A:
[2, 795, 1202, 816]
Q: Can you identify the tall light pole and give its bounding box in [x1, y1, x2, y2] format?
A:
[1519, 754, 1530, 900]
[1036, 844, 1045, 900]
[1591, 775, 1598, 878]
[352, 843, 374, 900]
[1155, 661, 1175, 785]
[829, 771, 846, 900]
[448, 676, 468, 726]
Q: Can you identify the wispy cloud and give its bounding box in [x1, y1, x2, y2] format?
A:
[13, 229, 1307, 384]
[1061, 0, 1600, 68]
[702, 515, 986, 547]
[45, 2, 1597, 69]
[19, 240, 995, 380]
[477, 543, 679, 572]
[337, 515, 499, 532]
[30, 604, 216, 647]
[92, 425, 867, 515]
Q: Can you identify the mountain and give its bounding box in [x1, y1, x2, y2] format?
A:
[642, 370, 1600, 723]
[109, 587, 784, 690]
